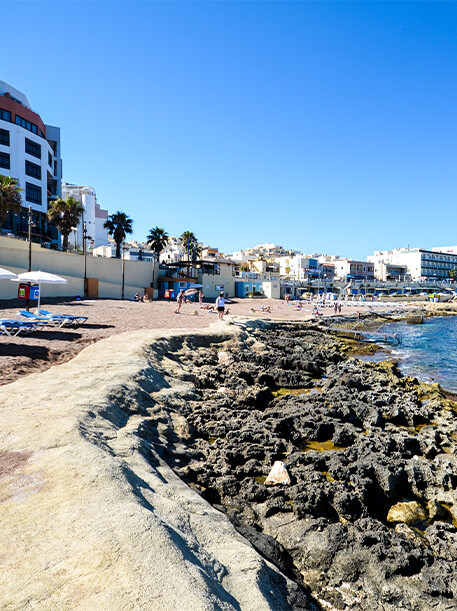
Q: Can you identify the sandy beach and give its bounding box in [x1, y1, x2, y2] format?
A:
[1, 296, 455, 387]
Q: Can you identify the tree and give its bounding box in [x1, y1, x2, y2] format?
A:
[180, 231, 201, 275]
[180, 230, 202, 261]
[104, 211, 133, 258]
[0, 174, 22, 228]
[449, 269, 457, 282]
[47, 196, 85, 252]
[147, 226, 169, 292]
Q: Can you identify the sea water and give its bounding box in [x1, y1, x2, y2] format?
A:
[382, 316, 457, 392]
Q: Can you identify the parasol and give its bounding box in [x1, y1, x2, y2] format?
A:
[12, 270, 67, 309]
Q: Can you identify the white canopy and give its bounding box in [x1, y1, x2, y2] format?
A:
[11, 271, 67, 308]
[0, 267, 18, 280]
[11, 271, 67, 285]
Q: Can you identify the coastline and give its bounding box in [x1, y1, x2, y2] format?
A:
[0, 324, 313, 610]
[1, 296, 455, 387]
[2, 312, 457, 608]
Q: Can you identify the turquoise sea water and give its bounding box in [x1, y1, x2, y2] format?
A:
[382, 316, 457, 392]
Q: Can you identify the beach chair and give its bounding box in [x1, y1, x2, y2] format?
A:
[0, 319, 43, 336]
[18, 310, 69, 328]
[36, 309, 88, 327]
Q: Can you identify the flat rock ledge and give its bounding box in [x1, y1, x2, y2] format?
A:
[0, 324, 309, 611]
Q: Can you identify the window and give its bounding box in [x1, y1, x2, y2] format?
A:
[25, 160, 41, 179]
[25, 138, 41, 159]
[15, 114, 39, 135]
[48, 152, 52, 167]
[0, 128, 9, 146]
[26, 182, 42, 205]
[0, 151, 10, 169]
[1, 109, 11, 122]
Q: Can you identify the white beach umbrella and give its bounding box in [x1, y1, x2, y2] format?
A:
[12, 270, 67, 309]
[0, 267, 18, 280]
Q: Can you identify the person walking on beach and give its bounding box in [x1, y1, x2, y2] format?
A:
[175, 290, 185, 314]
[198, 290, 204, 307]
[215, 292, 225, 321]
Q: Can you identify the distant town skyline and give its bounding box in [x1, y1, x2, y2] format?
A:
[2, 1, 457, 260]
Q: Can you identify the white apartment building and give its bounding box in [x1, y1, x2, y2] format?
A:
[275, 255, 321, 279]
[92, 240, 155, 261]
[159, 236, 186, 263]
[231, 243, 298, 261]
[61, 182, 109, 250]
[368, 248, 457, 281]
[0, 81, 62, 246]
[333, 258, 374, 280]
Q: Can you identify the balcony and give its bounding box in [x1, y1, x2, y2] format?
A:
[158, 262, 198, 283]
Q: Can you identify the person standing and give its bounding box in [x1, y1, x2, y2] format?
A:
[175, 290, 185, 314]
[198, 290, 204, 307]
[215, 292, 225, 321]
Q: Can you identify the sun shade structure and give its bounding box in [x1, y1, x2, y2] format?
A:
[12, 270, 67, 309]
[0, 267, 18, 280]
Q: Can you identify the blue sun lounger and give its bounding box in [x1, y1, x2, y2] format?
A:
[0, 319, 44, 336]
[18, 310, 70, 328]
[36, 309, 88, 327]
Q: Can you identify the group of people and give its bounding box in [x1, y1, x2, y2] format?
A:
[134, 292, 151, 302]
[175, 290, 227, 320]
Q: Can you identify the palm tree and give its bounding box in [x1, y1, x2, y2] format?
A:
[147, 226, 169, 291]
[104, 211, 133, 258]
[0, 174, 22, 228]
[180, 231, 200, 275]
[47, 196, 85, 252]
[180, 231, 195, 258]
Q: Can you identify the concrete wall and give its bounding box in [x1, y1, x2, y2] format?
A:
[200, 264, 236, 299]
[0, 236, 154, 300]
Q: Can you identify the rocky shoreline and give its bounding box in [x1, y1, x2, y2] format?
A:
[3, 316, 457, 610]
[148, 319, 457, 610]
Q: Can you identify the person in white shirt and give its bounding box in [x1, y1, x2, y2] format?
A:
[215, 292, 225, 321]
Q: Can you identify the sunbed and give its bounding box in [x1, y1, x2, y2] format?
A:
[0, 319, 45, 336]
[36, 309, 88, 326]
[18, 310, 70, 328]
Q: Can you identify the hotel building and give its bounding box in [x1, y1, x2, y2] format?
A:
[368, 248, 457, 281]
[0, 81, 62, 246]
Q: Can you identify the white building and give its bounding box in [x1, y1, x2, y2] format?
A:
[92, 240, 156, 261]
[159, 236, 186, 264]
[0, 81, 62, 246]
[61, 182, 109, 250]
[368, 248, 457, 281]
[332, 258, 374, 280]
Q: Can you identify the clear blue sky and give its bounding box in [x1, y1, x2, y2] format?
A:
[3, 1, 457, 259]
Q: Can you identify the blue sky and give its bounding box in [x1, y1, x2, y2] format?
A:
[2, 1, 457, 259]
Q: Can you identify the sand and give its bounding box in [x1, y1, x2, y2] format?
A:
[0, 296, 451, 387]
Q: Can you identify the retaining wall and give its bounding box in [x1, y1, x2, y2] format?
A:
[0, 236, 154, 300]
